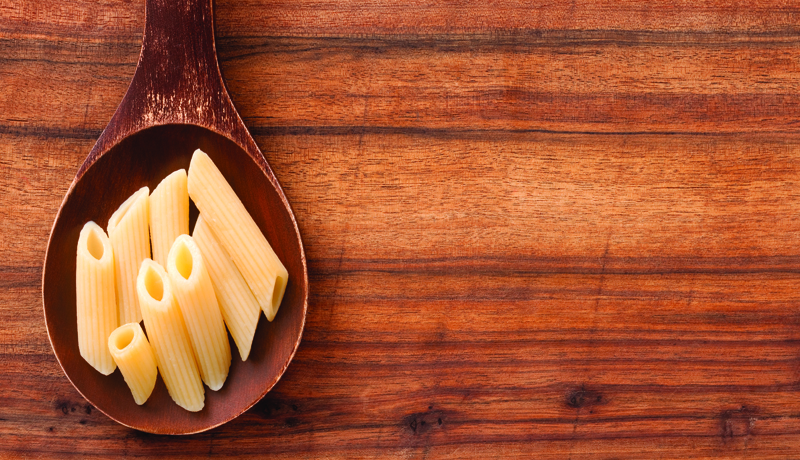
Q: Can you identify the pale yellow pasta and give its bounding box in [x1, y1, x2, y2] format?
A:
[76, 221, 117, 375]
[108, 187, 151, 324]
[137, 259, 204, 412]
[187, 149, 288, 321]
[193, 214, 261, 361]
[149, 169, 189, 266]
[107, 322, 157, 405]
[167, 235, 231, 390]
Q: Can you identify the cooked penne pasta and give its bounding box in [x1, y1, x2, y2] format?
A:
[137, 259, 204, 412]
[187, 149, 288, 321]
[76, 221, 117, 375]
[167, 235, 231, 390]
[107, 322, 157, 405]
[149, 169, 189, 266]
[108, 187, 151, 324]
[193, 214, 261, 361]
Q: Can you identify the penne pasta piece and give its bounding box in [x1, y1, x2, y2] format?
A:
[137, 259, 204, 412]
[193, 214, 261, 361]
[107, 322, 157, 405]
[108, 187, 151, 324]
[149, 169, 189, 267]
[76, 221, 117, 375]
[167, 235, 231, 390]
[187, 149, 288, 321]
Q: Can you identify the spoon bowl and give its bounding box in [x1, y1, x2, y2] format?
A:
[42, 0, 307, 435]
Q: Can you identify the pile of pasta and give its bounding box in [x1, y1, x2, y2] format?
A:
[75, 149, 288, 411]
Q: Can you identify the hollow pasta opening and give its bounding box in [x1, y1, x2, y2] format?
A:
[114, 327, 135, 351]
[144, 266, 164, 301]
[86, 228, 104, 260]
[272, 275, 286, 309]
[174, 241, 193, 280]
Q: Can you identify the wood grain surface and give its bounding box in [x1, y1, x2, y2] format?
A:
[3, 0, 800, 457]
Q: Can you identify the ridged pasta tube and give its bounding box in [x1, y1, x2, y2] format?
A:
[193, 214, 261, 360]
[107, 322, 157, 405]
[76, 221, 117, 375]
[149, 169, 189, 266]
[137, 259, 204, 412]
[167, 235, 231, 390]
[108, 187, 151, 324]
[187, 149, 288, 321]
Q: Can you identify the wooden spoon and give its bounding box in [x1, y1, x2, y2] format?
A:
[41, 0, 308, 434]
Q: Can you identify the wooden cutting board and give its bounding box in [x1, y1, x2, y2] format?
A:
[3, 0, 800, 457]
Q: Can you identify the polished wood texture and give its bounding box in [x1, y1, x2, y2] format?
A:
[41, 0, 308, 435]
[4, 0, 800, 456]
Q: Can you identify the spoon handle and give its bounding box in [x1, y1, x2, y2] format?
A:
[132, 0, 232, 126]
[83, 0, 265, 176]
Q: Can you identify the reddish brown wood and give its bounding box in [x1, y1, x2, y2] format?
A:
[40, 0, 308, 434]
[5, 0, 800, 457]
